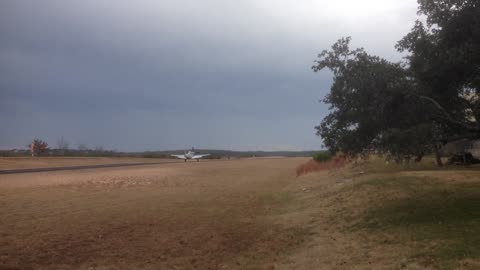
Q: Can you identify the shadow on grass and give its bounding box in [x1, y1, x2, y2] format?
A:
[354, 155, 480, 174]
[353, 176, 480, 268]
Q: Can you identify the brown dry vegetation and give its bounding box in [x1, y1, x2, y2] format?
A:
[1, 157, 480, 269]
[295, 153, 347, 177]
[283, 157, 480, 270]
[0, 158, 310, 270]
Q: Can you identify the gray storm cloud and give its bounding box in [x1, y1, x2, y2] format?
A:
[1, 0, 418, 151]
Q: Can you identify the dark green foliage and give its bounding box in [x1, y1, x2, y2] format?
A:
[313, 38, 437, 159]
[397, 0, 480, 135]
[313, 0, 480, 164]
[312, 151, 332, 162]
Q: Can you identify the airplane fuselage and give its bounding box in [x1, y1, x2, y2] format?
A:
[184, 151, 195, 159]
[171, 148, 210, 162]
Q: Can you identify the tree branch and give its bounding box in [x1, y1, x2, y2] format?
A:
[411, 94, 480, 132]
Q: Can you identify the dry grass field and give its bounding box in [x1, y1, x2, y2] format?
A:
[0, 158, 311, 270]
[1, 157, 480, 269]
[0, 157, 173, 170]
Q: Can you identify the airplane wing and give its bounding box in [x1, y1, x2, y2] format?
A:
[192, 154, 210, 159]
[171, 154, 187, 159]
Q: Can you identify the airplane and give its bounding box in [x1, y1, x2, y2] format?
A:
[171, 148, 210, 162]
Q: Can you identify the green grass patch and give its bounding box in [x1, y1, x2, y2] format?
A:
[352, 175, 480, 269]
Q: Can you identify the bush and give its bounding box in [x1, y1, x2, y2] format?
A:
[313, 151, 332, 162]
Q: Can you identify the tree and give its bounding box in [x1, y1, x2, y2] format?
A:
[29, 139, 49, 157]
[396, 0, 480, 137]
[313, 1, 480, 166]
[313, 37, 439, 161]
[56, 136, 69, 152]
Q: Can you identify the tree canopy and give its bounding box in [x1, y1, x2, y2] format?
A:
[313, 0, 479, 165]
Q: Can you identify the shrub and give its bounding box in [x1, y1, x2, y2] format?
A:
[313, 151, 332, 162]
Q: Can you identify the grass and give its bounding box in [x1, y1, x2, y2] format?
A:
[0, 158, 312, 270]
[349, 174, 480, 269]
[351, 155, 480, 174]
[3, 155, 480, 269]
[0, 156, 169, 170]
[257, 191, 295, 213]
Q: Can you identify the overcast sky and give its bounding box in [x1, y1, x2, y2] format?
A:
[0, 0, 419, 151]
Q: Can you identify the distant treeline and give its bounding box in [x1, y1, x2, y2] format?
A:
[0, 149, 147, 158]
[0, 149, 320, 159]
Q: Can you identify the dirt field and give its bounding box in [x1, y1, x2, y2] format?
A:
[1, 157, 480, 269]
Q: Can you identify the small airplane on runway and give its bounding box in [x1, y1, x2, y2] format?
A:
[171, 148, 210, 162]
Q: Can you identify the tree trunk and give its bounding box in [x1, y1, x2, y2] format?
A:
[414, 152, 424, 162]
[434, 145, 443, 167]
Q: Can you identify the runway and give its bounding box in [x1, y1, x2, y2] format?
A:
[0, 157, 286, 175]
[0, 160, 185, 175]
